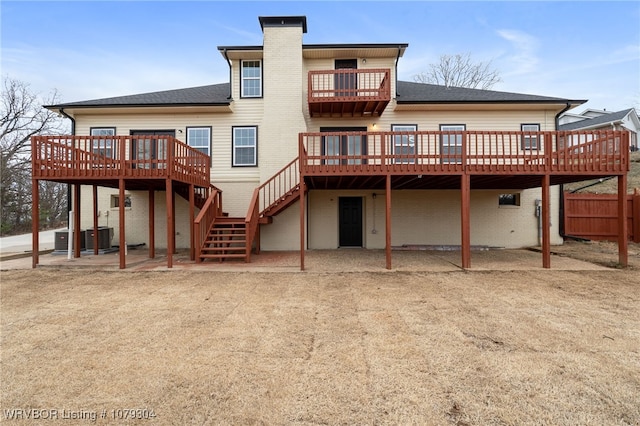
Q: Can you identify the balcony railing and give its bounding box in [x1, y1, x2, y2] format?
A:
[308, 68, 391, 117]
[32, 135, 211, 187]
[300, 130, 630, 175]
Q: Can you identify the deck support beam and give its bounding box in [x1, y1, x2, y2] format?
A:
[300, 178, 306, 271]
[118, 179, 126, 269]
[166, 179, 173, 268]
[92, 185, 99, 255]
[618, 174, 628, 267]
[461, 174, 471, 269]
[31, 178, 39, 268]
[385, 174, 392, 270]
[73, 184, 81, 258]
[148, 189, 155, 258]
[189, 184, 195, 261]
[542, 174, 551, 268]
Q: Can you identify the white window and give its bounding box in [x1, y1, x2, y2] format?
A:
[232, 126, 257, 166]
[241, 60, 262, 98]
[392, 124, 417, 164]
[440, 124, 465, 164]
[90, 127, 115, 158]
[521, 124, 540, 150]
[187, 127, 211, 159]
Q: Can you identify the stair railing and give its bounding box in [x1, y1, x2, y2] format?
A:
[194, 188, 221, 263]
[245, 188, 260, 262]
[258, 157, 299, 216]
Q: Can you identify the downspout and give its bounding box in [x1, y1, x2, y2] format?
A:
[59, 108, 76, 217]
[222, 48, 233, 100]
[394, 46, 402, 98]
[554, 101, 572, 130]
[555, 102, 572, 238]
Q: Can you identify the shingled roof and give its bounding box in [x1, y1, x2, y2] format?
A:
[396, 81, 583, 105]
[49, 80, 582, 109]
[48, 83, 231, 108]
[558, 108, 635, 131]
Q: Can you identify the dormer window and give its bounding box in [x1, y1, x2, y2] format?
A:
[241, 60, 262, 98]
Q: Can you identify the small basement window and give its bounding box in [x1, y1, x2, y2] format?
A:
[111, 194, 131, 208]
[499, 193, 520, 206]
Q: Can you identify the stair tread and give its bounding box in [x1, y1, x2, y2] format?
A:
[200, 254, 247, 259]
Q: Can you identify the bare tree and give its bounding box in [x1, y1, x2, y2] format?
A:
[414, 53, 501, 90]
[1, 76, 68, 235]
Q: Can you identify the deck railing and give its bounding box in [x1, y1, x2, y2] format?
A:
[308, 69, 390, 103]
[194, 188, 222, 263]
[245, 188, 260, 262]
[32, 135, 210, 186]
[300, 130, 629, 175]
[258, 157, 299, 215]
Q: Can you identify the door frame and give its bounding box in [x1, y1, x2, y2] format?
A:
[320, 126, 368, 165]
[334, 59, 358, 97]
[338, 196, 364, 248]
[130, 130, 176, 169]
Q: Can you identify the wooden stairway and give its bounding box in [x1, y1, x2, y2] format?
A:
[195, 157, 301, 264]
[199, 217, 249, 262]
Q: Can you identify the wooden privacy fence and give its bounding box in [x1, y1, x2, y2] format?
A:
[563, 189, 640, 242]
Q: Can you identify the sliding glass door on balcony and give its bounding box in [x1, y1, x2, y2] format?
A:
[131, 130, 175, 169]
[321, 127, 367, 165]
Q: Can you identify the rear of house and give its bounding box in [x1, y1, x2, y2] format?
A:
[33, 16, 631, 269]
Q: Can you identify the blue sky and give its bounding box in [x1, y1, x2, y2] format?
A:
[2, 1, 639, 113]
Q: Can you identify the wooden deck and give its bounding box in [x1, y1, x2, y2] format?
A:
[300, 130, 629, 178]
[297, 129, 631, 271]
[31, 135, 213, 270]
[31, 135, 211, 189]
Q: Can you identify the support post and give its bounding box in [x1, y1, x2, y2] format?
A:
[633, 188, 640, 244]
[118, 178, 126, 269]
[31, 179, 39, 268]
[385, 174, 392, 270]
[166, 179, 173, 268]
[460, 174, 471, 269]
[618, 174, 628, 267]
[73, 184, 81, 258]
[189, 184, 195, 261]
[300, 177, 305, 271]
[256, 224, 261, 255]
[542, 174, 551, 269]
[172, 191, 176, 254]
[149, 189, 155, 258]
[92, 185, 99, 255]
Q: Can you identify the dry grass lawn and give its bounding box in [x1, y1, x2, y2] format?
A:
[1, 267, 639, 425]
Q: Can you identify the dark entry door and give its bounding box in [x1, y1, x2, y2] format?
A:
[131, 130, 175, 168]
[339, 197, 363, 247]
[335, 59, 357, 97]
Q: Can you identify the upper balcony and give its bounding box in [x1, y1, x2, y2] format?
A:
[307, 68, 391, 118]
[31, 135, 211, 189]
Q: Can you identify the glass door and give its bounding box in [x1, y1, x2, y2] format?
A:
[130, 130, 174, 169]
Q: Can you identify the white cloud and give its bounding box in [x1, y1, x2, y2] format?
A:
[496, 29, 540, 76]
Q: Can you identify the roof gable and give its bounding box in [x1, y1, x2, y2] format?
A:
[558, 108, 636, 131]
